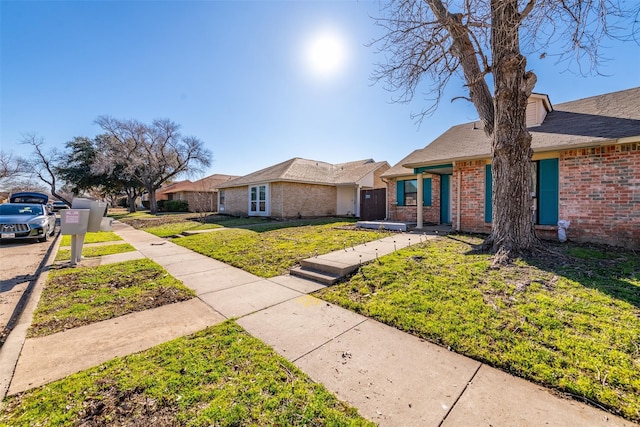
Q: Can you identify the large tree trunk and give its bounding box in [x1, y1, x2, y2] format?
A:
[148, 187, 158, 214]
[484, 0, 539, 262]
[125, 187, 137, 213]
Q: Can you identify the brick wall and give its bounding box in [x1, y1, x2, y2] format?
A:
[177, 191, 217, 212]
[454, 161, 491, 233]
[272, 182, 337, 218]
[387, 176, 440, 224]
[559, 143, 640, 248]
[452, 145, 639, 248]
[221, 186, 248, 216]
[222, 183, 337, 218]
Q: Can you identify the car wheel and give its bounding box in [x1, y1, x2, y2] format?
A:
[39, 227, 50, 243]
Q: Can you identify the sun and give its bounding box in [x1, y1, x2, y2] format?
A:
[305, 30, 348, 79]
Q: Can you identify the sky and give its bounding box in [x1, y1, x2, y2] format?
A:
[2, 0, 639, 180]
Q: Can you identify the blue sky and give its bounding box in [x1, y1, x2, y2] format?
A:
[2, 1, 639, 178]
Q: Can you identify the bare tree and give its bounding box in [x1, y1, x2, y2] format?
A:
[0, 150, 29, 191]
[373, 0, 638, 262]
[95, 117, 212, 214]
[20, 134, 71, 204]
[0, 151, 27, 180]
[92, 133, 146, 213]
[189, 178, 216, 222]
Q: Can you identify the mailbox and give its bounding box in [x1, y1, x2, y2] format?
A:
[71, 198, 107, 232]
[100, 217, 113, 232]
[60, 209, 90, 235]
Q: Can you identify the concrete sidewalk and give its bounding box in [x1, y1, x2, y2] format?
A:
[3, 221, 635, 426]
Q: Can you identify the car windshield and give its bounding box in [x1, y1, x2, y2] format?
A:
[0, 204, 44, 216]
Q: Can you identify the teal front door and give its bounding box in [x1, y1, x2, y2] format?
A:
[440, 174, 452, 224]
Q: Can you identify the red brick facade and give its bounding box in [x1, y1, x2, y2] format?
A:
[387, 142, 639, 249]
[558, 142, 639, 248]
[453, 160, 491, 234]
[387, 175, 441, 224]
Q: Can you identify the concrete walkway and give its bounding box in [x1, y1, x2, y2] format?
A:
[1, 221, 635, 426]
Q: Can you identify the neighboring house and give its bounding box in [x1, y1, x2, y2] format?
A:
[382, 87, 640, 248]
[217, 158, 390, 218]
[156, 174, 239, 212]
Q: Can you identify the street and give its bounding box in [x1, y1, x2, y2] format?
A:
[0, 233, 57, 345]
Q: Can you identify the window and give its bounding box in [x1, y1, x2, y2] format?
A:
[404, 180, 418, 206]
[485, 158, 558, 225]
[219, 190, 225, 212]
[396, 178, 432, 206]
[249, 184, 268, 216]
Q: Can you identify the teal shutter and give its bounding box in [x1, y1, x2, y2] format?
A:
[485, 165, 492, 223]
[422, 178, 432, 206]
[538, 158, 559, 225]
[397, 180, 405, 206]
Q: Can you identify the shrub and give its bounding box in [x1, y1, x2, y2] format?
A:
[164, 200, 189, 212]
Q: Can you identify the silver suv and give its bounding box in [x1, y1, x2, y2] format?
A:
[0, 203, 57, 242]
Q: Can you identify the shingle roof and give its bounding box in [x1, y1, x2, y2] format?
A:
[157, 180, 194, 195]
[219, 158, 389, 188]
[158, 174, 239, 195]
[382, 87, 640, 177]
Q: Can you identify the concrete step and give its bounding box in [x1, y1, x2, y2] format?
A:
[299, 258, 359, 277]
[289, 266, 343, 286]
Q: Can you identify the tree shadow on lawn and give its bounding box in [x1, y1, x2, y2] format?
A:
[528, 241, 640, 310]
[456, 233, 640, 310]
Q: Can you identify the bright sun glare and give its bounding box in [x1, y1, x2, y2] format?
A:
[305, 30, 348, 79]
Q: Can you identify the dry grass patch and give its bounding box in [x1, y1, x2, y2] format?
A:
[29, 259, 195, 337]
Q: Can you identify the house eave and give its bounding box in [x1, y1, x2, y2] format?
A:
[404, 155, 488, 170]
[219, 178, 338, 189]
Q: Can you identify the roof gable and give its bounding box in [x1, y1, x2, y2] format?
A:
[158, 174, 240, 194]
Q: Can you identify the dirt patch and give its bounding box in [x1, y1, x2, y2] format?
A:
[30, 287, 191, 337]
[119, 214, 228, 230]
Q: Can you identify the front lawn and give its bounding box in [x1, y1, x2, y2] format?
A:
[174, 221, 390, 277]
[55, 243, 136, 261]
[140, 222, 223, 237]
[2, 322, 373, 427]
[59, 231, 122, 246]
[316, 235, 640, 422]
[113, 211, 275, 233]
[28, 259, 195, 337]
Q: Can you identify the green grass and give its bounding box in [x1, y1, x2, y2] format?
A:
[59, 231, 122, 246]
[107, 210, 154, 221]
[2, 322, 373, 427]
[141, 221, 223, 237]
[116, 211, 278, 236]
[55, 243, 136, 261]
[28, 259, 195, 337]
[316, 235, 640, 422]
[174, 221, 390, 278]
